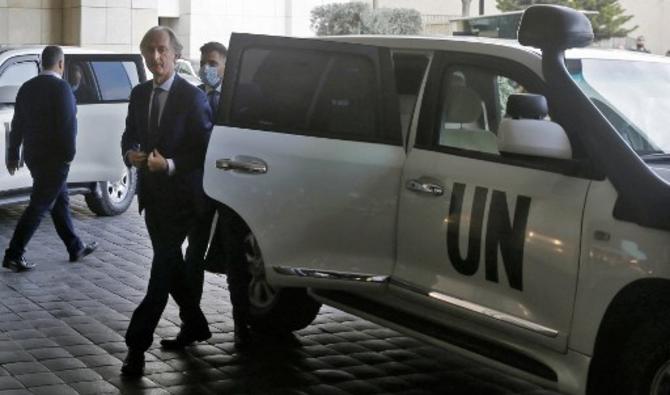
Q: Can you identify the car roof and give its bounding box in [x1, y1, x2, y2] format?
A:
[316, 35, 670, 77]
[0, 45, 124, 64]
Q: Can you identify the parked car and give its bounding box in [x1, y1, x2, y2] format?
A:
[176, 58, 201, 86]
[204, 5, 670, 395]
[0, 47, 145, 215]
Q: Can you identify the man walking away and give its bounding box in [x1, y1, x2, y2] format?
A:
[3, 45, 97, 272]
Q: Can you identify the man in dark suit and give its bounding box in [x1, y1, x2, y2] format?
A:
[3, 45, 97, 272]
[183, 41, 252, 349]
[120, 26, 213, 377]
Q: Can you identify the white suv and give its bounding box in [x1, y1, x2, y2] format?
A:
[0, 47, 145, 215]
[204, 6, 670, 394]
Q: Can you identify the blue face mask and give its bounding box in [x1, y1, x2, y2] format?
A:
[199, 65, 221, 88]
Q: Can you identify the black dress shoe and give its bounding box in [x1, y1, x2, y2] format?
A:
[234, 324, 252, 349]
[160, 328, 211, 350]
[120, 350, 145, 377]
[2, 256, 36, 272]
[69, 241, 98, 262]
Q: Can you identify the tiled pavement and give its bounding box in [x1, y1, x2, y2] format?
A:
[0, 197, 560, 395]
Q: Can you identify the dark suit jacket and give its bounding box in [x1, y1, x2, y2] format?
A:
[9, 74, 77, 168]
[121, 74, 213, 213]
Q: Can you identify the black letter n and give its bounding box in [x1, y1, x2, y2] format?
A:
[485, 191, 531, 291]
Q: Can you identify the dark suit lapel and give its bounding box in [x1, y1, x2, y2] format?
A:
[157, 74, 184, 147]
[137, 82, 152, 150]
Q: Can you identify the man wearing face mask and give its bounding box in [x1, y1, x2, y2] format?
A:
[198, 42, 226, 115]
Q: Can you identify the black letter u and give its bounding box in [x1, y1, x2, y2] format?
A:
[446, 183, 488, 276]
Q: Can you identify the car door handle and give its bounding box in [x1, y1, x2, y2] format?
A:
[406, 179, 444, 196]
[216, 156, 268, 174]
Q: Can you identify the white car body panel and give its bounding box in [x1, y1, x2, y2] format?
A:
[204, 127, 405, 287]
[570, 178, 670, 354]
[396, 149, 590, 353]
[68, 103, 128, 183]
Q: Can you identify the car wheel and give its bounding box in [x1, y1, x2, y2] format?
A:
[610, 317, 670, 395]
[85, 167, 137, 216]
[244, 232, 322, 334]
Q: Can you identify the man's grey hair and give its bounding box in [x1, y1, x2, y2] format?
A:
[140, 26, 183, 58]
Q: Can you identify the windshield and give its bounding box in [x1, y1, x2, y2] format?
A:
[570, 58, 670, 156]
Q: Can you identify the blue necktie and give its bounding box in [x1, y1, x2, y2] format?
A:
[208, 90, 220, 117]
[149, 87, 163, 150]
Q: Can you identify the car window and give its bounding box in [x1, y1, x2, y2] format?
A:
[437, 65, 527, 155]
[66, 61, 98, 104]
[394, 53, 430, 137]
[0, 61, 38, 87]
[91, 61, 132, 101]
[230, 47, 387, 144]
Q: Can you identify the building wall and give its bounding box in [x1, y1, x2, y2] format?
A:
[2, 0, 668, 57]
[618, 0, 670, 55]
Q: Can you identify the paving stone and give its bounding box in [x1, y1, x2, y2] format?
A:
[2, 362, 48, 376]
[14, 372, 63, 387]
[54, 368, 103, 384]
[0, 377, 23, 391]
[69, 380, 119, 394]
[28, 384, 78, 395]
[40, 358, 87, 372]
[28, 347, 73, 361]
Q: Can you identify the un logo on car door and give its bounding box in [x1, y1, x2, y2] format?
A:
[446, 182, 531, 291]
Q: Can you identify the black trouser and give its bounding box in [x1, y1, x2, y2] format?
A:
[125, 205, 209, 352]
[184, 201, 216, 305]
[218, 210, 252, 325]
[6, 163, 83, 260]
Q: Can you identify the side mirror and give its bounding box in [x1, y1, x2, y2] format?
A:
[497, 118, 572, 160]
[518, 5, 594, 50]
[0, 85, 19, 105]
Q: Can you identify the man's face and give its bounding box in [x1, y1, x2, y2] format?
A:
[142, 31, 177, 83]
[200, 50, 225, 78]
[72, 69, 82, 85]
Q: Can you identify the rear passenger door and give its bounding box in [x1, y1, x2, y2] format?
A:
[205, 34, 403, 290]
[64, 54, 145, 184]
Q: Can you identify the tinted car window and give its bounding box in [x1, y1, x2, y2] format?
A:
[91, 61, 132, 101]
[231, 47, 382, 143]
[0, 61, 38, 87]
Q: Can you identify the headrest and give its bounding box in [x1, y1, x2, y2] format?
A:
[506, 93, 548, 119]
[444, 86, 483, 124]
[518, 5, 594, 50]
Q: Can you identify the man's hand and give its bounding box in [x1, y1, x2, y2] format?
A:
[147, 149, 168, 173]
[127, 150, 147, 168]
[6, 160, 18, 176]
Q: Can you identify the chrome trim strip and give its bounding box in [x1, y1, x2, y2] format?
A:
[390, 279, 559, 338]
[273, 266, 389, 283]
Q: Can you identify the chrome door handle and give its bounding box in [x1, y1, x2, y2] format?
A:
[406, 178, 444, 196]
[216, 155, 268, 174]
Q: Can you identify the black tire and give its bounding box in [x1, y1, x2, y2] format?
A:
[608, 317, 670, 395]
[85, 167, 137, 216]
[244, 232, 322, 334]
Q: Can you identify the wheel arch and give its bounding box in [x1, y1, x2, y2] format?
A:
[587, 278, 670, 393]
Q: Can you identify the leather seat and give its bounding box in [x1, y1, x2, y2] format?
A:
[439, 85, 499, 154]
